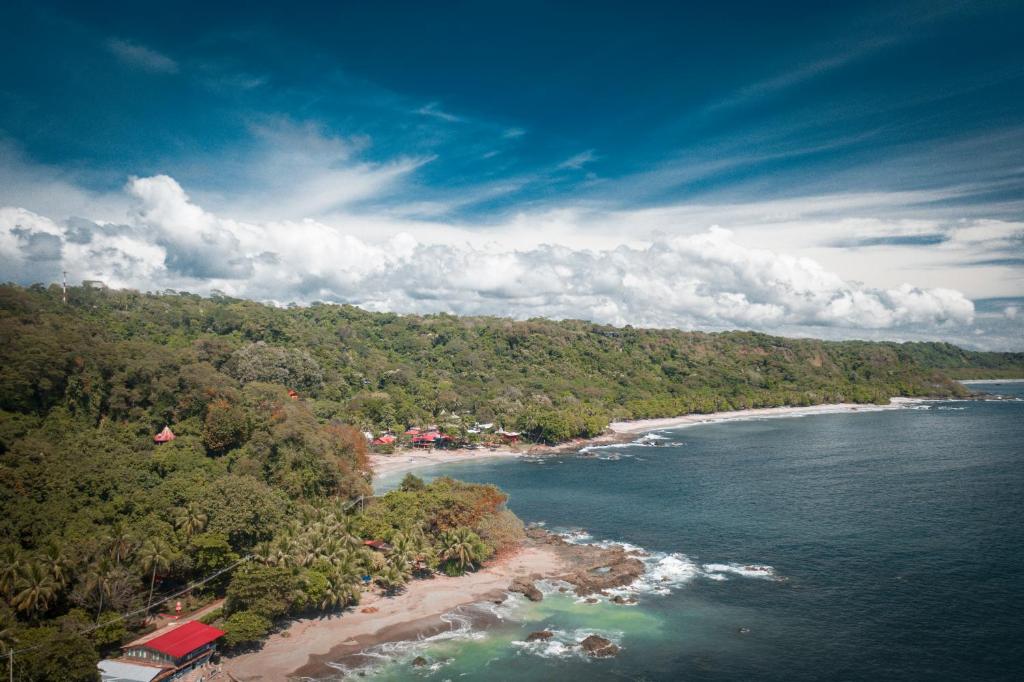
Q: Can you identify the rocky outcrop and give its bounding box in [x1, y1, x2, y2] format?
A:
[411, 656, 428, 667]
[509, 576, 544, 601]
[525, 528, 646, 596]
[580, 635, 620, 657]
[611, 595, 637, 605]
[526, 630, 554, 642]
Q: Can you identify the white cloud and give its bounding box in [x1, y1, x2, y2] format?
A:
[0, 178, 982, 343]
[415, 102, 463, 123]
[558, 149, 597, 170]
[106, 38, 179, 74]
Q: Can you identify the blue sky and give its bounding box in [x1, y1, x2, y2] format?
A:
[1, 1, 1022, 348]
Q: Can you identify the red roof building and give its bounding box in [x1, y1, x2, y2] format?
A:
[371, 434, 397, 446]
[141, 621, 225, 659]
[102, 620, 225, 681]
[153, 426, 176, 444]
[411, 431, 441, 448]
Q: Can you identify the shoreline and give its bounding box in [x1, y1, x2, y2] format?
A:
[368, 399, 920, 480]
[223, 543, 567, 681]
[957, 378, 1024, 384]
[229, 393, 985, 680]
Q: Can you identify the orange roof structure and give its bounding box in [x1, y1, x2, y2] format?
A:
[153, 426, 176, 443]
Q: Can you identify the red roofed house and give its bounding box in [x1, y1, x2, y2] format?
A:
[99, 620, 225, 682]
[411, 431, 441, 448]
[371, 434, 397, 446]
[153, 426, 176, 444]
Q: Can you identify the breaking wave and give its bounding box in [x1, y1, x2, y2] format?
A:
[555, 528, 783, 598]
[511, 628, 625, 660]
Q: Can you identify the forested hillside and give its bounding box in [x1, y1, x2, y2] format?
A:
[1, 283, 1021, 678]
[3, 284, 1022, 444]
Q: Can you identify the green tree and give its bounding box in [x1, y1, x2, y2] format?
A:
[437, 528, 488, 576]
[221, 610, 271, 648]
[225, 564, 298, 620]
[175, 503, 209, 540]
[9, 626, 98, 682]
[137, 539, 175, 621]
[202, 398, 248, 453]
[13, 562, 59, 620]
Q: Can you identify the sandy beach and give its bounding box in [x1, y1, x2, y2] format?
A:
[608, 399, 913, 435]
[367, 399, 918, 480]
[223, 544, 565, 681]
[368, 447, 518, 479]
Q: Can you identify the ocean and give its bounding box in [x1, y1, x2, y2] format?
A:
[336, 382, 1024, 681]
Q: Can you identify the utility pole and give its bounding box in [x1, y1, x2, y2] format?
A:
[62, 270, 67, 305]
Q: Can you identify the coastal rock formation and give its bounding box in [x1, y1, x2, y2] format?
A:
[611, 595, 637, 605]
[526, 630, 554, 642]
[411, 656, 428, 667]
[509, 576, 544, 601]
[580, 635, 620, 657]
[526, 527, 646, 595]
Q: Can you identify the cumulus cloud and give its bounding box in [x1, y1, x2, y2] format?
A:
[0, 176, 982, 342]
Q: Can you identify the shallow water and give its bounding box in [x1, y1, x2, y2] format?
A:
[354, 384, 1024, 681]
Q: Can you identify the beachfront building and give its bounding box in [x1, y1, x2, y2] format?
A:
[98, 620, 225, 682]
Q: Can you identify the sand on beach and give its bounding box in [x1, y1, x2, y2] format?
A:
[608, 399, 911, 434]
[367, 400, 918, 480]
[368, 447, 518, 479]
[222, 544, 565, 681]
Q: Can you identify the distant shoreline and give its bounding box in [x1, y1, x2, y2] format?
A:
[369, 399, 920, 482]
[957, 378, 1024, 384]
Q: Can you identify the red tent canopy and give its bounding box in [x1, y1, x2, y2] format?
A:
[153, 426, 176, 443]
[143, 621, 225, 659]
[404, 427, 421, 435]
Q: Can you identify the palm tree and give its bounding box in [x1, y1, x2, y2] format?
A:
[375, 563, 408, 595]
[438, 528, 487, 575]
[40, 543, 70, 590]
[107, 523, 137, 565]
[174, 503, 208, 540]
[138, 539, 174, 621]
[81, 559, 113, 622]
[13, 561, 58, 619]
[0, 546, 22, 599]
[338, 516, 362, 551]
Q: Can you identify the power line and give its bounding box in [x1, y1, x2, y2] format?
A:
[0, 555, 252, 662]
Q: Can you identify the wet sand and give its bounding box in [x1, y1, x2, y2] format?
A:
[222, 544, 565, 681]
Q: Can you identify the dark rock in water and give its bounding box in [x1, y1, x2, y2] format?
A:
[509, 577, 543, 602]
[526, 630, 554, 642]
[584, 597, 599, 604]
[580, 635, 620, 657]
[611, 595, 637, 605]
[411, 656, 428, 667]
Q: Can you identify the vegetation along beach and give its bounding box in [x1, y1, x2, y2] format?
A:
[2, 3, 1023, 678]
[0, 286, 1022, 679]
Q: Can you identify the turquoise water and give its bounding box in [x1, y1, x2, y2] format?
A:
[346, 384, 1024, 681]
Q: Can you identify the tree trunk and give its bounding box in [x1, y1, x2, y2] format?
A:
[146, 567, 157, 622]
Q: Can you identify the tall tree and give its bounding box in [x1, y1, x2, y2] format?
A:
[13, 562, 58, 620]
[138, 539, 175, 622]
